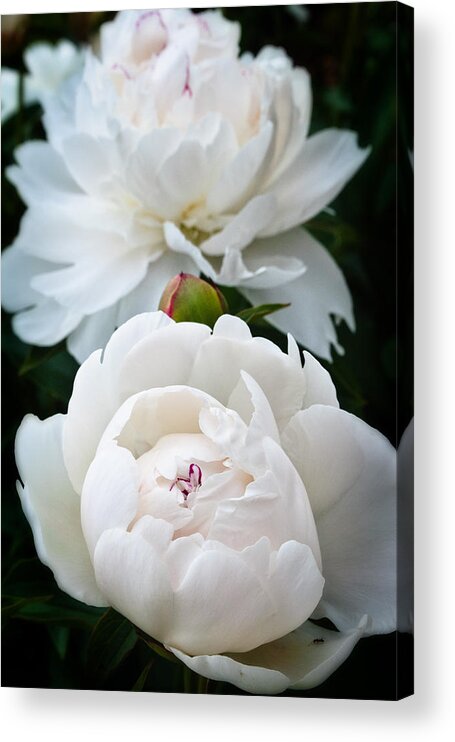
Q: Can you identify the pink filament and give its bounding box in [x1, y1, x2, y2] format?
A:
[170, 463, 202, 499]
[182, 56, 193, 97]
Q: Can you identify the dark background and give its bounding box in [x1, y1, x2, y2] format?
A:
[1, 3, 413, 698]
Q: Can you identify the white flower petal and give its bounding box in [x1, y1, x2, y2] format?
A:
[228, 370, 280, 442]
[189, 316, 305, 431]
[287, 615, 369, 689]
[212, 313, 252, 341]
[41, 70, 82, 148]
[286, 332, 301, 364]
[61, 133, 121, 195]
[54, 251, 186, 363]
[206, 122, 273, 214]
[137, 488, 195, 532]
[170, 538, 323, 655]
[12, 299, 83, 347]
[116, 248, 194, 326]
[208, 436, 321, 566]
[114, 322, 211, 402]
[67, 304, 119, 364]
[1, 68, 21, 122]
[125, 129, 182, 208]
[180, 467, 250, 538]
[30, 244, 151, 315]
[263, 67, 312, 184]
[169, 614, 368, 694]
[198, 404, 249, 469]
[2, 41, 83, 122]
[1, 247, 53, 313]
[10, 206, 126, 264]
[193, 58, 255, 143]
[188, 113, 238, 177]
[302, 351, 339, 408]
[95, 524, 322, 656]
[15, 414, 106, 606]
[242, 227, 354, 359]
[168, 539, 277, 654]
[282, 405, 396, 634]
[216, 245, 306, 290]
[152, 44, 191, 118]
[62, 349, 111, 494]
[240, 254, 306, 289]
[262, 129, 370, 234]
[163, 222, 216, 279]
[81, 442, 139, 557]
[200, 194, 277, 257]
[101, 310, 173, 371]
[12, 207, 95, 266]
[93, 522, 175, 641]
[63, 312, 173, 493]
[157, 140, 209, 218]
[24, 40, 84, 96]
[99, 386, 220, 459]
[7, 140, 81, 205]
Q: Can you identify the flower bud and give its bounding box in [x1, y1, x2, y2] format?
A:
[158, 273, 228, 327]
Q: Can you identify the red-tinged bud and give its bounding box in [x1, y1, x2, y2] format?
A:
[158, 273, 228, 327]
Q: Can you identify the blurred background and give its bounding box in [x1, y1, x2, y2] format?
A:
[1, 3, 413, 698]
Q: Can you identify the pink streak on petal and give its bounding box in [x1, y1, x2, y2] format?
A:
[135, 10, 166, 32]
[111, 63, 132, 80]
[196, 16, 211, 35]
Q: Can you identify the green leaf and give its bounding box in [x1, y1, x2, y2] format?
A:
[305, 213, 359, 258]
[86, 608, 137, 682]
[2, 593, 53, 620]
[215, 286, 250, 315]
[48, 625, 70, 660]
[322, 86, 353, 114]
[136, 628, 180, 664]
[25, 350, 79, 403]
[13, 597, 104, 627]
[2, 557, 56, 597]
[132, 659, 155, 691]
[236, 303, 290, 324]
[18, 342, 66, 375]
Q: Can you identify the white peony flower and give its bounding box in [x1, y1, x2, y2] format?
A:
[2, 8, 369, 363]
[15, 312, 396, 694]
[1, 40, 85, 122]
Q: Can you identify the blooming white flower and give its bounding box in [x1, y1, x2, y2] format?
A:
[2, 8, 369, 363]
[1, 40, 84, 122]
[15, 312, 396, 694]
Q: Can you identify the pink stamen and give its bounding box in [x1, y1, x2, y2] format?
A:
[170, 463, 202, 500]
[182, 56, 193, 97]
[189, 463, 202, 488]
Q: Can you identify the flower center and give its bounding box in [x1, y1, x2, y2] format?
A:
[179, 224, 213, 246]
[170, 462, 202, 501]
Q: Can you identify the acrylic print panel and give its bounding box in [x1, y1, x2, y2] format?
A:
[1, 3, 413, 699]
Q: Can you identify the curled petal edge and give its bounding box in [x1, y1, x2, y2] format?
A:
[167, 614, 369, 695]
